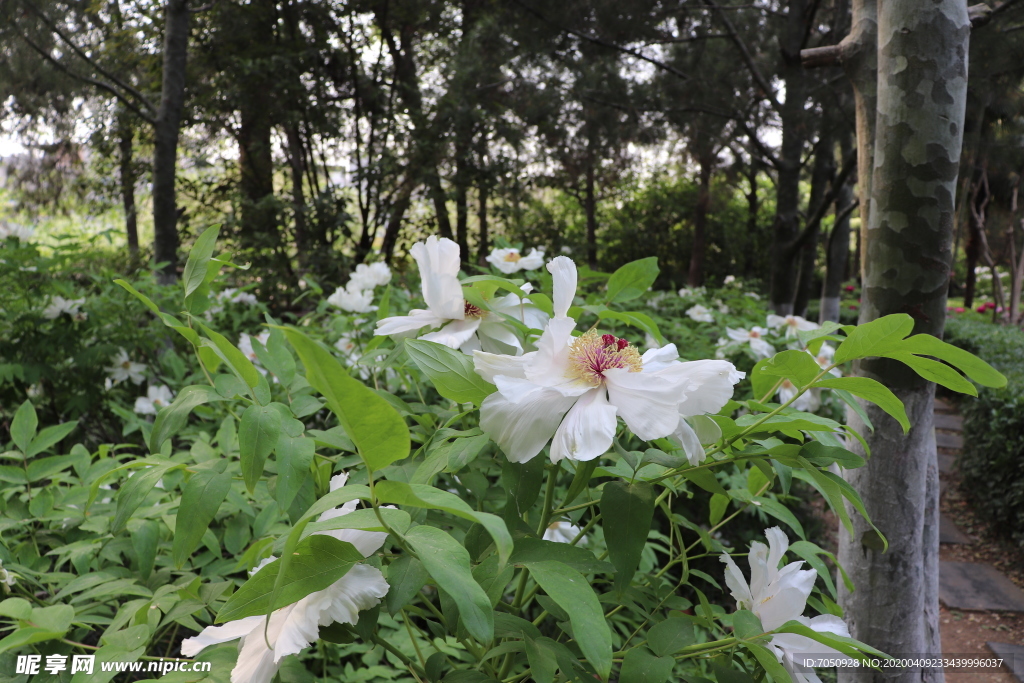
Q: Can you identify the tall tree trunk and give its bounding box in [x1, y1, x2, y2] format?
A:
[744, 165, 760, 279]
[962, 168, 985, 309]
[837, 3, 968, 681]
[768, 0, 813, 314]
[584, 160, 597, 270]
[821, 134, 855, 323]
[455, 144, 470, 262]
[152, 0, 189, 285]
[477, 183, 489, 267]
[794, 129, 835, 317]
[688, 156, 713, 287]
[381, 178, 415, 264]
[118, 114, 139, 257]
[285, 123, 308, 266]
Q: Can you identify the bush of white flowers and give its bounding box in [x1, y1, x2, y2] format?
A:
[0, 226, 1005, 683]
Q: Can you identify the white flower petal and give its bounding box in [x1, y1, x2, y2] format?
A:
[518, 248, 546, 270]
[180, 616, 264, 657]
[550, 388, 618, 463]
[420, 317, 482, 350]
[672, 419, 706, 466]
[603, 369, 683, 441]
[477, 319, 524, 355]
[412, 236, 464, 319]
[546, 256, 577, 319]
[673, 360, 743, 417]
[480, 378, 577, 462]
[233, 610, 286, 683]
[719, 554, 754, 611]
[523, 317, 577, 387]
[640, 344, 680, 372]
[474, 350, 532, 383]
[375, 308, 447, 336]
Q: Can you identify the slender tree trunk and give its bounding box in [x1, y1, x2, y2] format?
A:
[584, 160, 597, 271]
[477, 183, 489, 267]
[118, 115, 139, 257]
[285, 123, 308, 266]
[744, 165, 760, 279]
[688, 157, 713, 287]
[381, 178, 415, 264]
[838, 4, 968, 681]
[768, 0, 812, 315]
[152, 0, 189, 284]
[821, 134, 855, 323]
[794, 129, 835, 317]
[455, 146, 470, 262]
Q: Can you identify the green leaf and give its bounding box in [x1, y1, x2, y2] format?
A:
[217, 535, 364, 622]
[899, 334, 1005, 388]
[385, 554, 430, 616]
[131, 520, 160, 579]
[788, 541, 839, 600]
[834, 314, 914, 364]
[601, 481, 655, 591]
[524, 636, 560, 683]
[150, 386, 225, 454]
[173, 468, 232, 568]
[509, 538, 612, 574]
[275, 435, 315, 511]
[886, 352, 977, 396]
[619, 647, 674, 683]
[752, 497, 805, 540]
[10, 400, 36, 453]
[405, 339, 497, 406]
[182, 224, 221, 297]
[647, 617, 695, 656]
[239, 405, 283, 493]
[197, 322, 261, 391]
[113, 464, 174, 534]
[26, 421, 78, 458]
[285, 328, 410, 471]
[760, 350, 824, 388]
[404, 525, 493, 643]
[680, 468, 728, 496]
[561, 460, 598, 509]
[597, 310, 665, 346]
[606, 257, 659, 304]
[743, 641, 792, 683]
[374, 481, 512, 567]
[0, 598, 33, 621]
[113, 278, 161, 315]
[774, 620, 888, 660]
[521, 560, 612, 680]
[731, 610, 764, 640]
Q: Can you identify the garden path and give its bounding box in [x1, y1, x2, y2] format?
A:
[934, 397, 1024, 683]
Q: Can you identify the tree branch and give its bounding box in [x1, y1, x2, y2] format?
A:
[18, 0, 157, 115]
[702, 0, 782, 111]
[13, 26, 156, 125]
[507, 0, 691, 81]
[787, 149, 858, 254]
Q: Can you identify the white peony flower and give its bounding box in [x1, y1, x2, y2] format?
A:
[376, 236, 547, 355]
[181, 473, 389, 683]
[486, 247, 546, 274]
[42, 296, 86, 320]
[0, 559, 16, 588]
[543, 520, 586, 545]
[473, 257, 741, 464]
[745, 291, 761, 300]
[334, 334, 359, 363]
[723, 275, 737, 286]
[721, 528, 852, 683]
[134, 385, 174, 415]
[776, 344, 840, 413]
[0, 222, 34, 242]
[348, 262, 392, 291]
[726, 327, 775, 360]
[686, 304, 715, 323]
[328, 283, 377, 313]
[105, 349, 146, 385]
[767, 314, 819, 338]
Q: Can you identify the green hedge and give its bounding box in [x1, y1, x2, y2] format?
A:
[943, 317, 1024, 545]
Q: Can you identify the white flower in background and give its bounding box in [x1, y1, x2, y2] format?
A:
[239, 332, 271, 376]
[723, 275, 737, 286]
[746, 291, 761, 300]
[134, 385, 175, 415]
[560, 245, 572, 254]
[0, 222, 34, 242]
[474, 257, 741, 464]
[715, 299, 730, 314]
[544, 520, 586, 545]
[721, 527, 851, 683]
[767, 314, 819, 338]
[0, 559, 16, 588]
[376, 236, 547, 355]
[486, 247, 546, 274]
[686, 304, 714, 323]
[334, 334, 359, 363]
[726, 327, 775, 360]
[26, 383, 44, 399]
[105, 349, 146, 385]
[644, 333, 661, 350]
[42, 296, 86, 320]
[777, 379, 821, 413]
[328, 282, 377, 313]
[348, 262, 392, 291]
[181, 473, 389, 683]
[220, 288, 259, 306]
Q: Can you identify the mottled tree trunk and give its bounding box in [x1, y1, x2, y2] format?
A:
[837, 3, 968, 681]
[688, 157, 713, 287]
[152, 0, 189, 284]
[118, 115, 139, 257]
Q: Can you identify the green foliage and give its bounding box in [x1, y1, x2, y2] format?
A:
[944, 318, 1024, 545]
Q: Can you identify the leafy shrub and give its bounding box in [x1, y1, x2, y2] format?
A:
[943, 317, 1024, 545]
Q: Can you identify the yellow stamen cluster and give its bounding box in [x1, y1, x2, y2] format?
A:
[566, 330, 643, 387]
[502, 252, 522, 262]
[464, 302, 485, 319]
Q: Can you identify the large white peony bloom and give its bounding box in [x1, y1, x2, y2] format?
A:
[134, 385, 174, 415]
[474, 256, 741, 464]
[375, 236, 547, 355]
[486, 247, 546, 274]
[105, 349, 147, 385]
[686, 304, 714, 323]
[42, 296, 86, 320]
[327, 283, 377, 313]
[727, 326, 775, 360]
[543, 520, 586, 545]
[348, 262, 392, 291]
[720, 527, 851, 683]
[181, 474, 389, 683]
[767, 314, 819, 339]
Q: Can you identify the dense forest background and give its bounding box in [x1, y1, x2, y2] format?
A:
[3, 0, 1024, 315]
